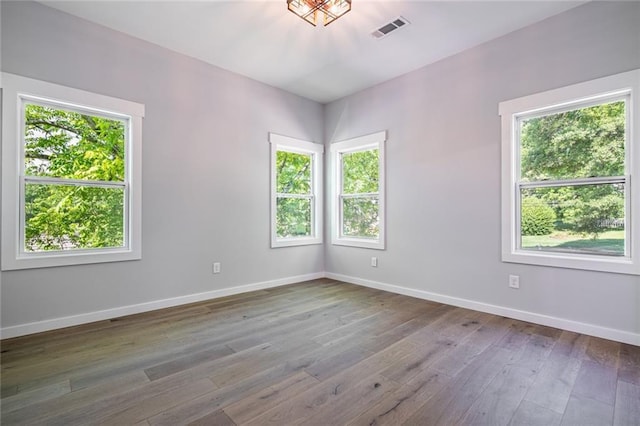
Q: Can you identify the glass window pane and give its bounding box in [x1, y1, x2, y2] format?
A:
[520, 183, 625, 256]
[276, 150, 311, 194]
[276, 197, 311, 237]
[24, 103, 126, 181]
[342, 197, 379, 238]
[520, 100, 625, 181]
[342, 149, 379, 194]
[24, 183, 125, 252]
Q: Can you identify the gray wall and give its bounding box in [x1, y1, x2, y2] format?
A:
[1, 1, 324, 329]
[2, 1, 639, 341]
[324, 1, 640, 338]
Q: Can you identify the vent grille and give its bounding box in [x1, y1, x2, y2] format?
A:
[371, 16, 410, 39]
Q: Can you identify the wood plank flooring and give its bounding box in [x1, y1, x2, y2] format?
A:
[1, 279, 638, 425]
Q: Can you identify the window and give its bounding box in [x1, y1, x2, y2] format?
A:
[269, 133, 323, 247]
[331, 131, 386, 249]
[1, 73, 144, 270]
[500, 69, 639, 275]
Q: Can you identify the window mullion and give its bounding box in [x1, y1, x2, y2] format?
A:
[24, 176, 127, 188]
[340, 192, 379, 199]
[269, 135, 323, 247]
[519, 176, 626, 189]
[276, 193, 312, 199]
[500, 69, 639, 274]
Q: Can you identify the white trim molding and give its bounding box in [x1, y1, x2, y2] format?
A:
[0, 272, 324, 339]
[325, 272, 640, 346]
[2, 271, 638, 346]
[499, 69, 640, 275]
[330, 131, 387, 250]
[269, 133, 324, 248]
[1, 72, 144, 270]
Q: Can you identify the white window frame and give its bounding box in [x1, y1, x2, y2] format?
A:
[499, 69, 639, 275]
[269, 133, 323, 248]
[331, 131, 386, 250]
[1, 73, 144, 270]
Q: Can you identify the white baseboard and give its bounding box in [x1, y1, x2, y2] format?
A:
[3, 270, 638, 346]
[326, 272, 640, 346]
[0, 272, 324, 339]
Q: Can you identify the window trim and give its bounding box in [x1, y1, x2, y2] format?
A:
[269, 133, 323, 248]
[499, 69, 639, 275]
[331, 131, 386, 250]
[1, 73, 144, 270]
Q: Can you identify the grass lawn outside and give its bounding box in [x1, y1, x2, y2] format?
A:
[521, 230, 625, 256]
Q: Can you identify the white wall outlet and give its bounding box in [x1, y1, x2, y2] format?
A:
[371, 257, 378, 267]
[509, 274, 520, 289]
[213, 262, 221, 274]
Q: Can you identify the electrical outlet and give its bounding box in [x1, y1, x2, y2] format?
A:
[509, 275, 519, 289]
[213, 262, 221, 274]
[371, 257, 378, 267]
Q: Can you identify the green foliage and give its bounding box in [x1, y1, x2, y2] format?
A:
[276, 197, 311, 238]
[520, 101, 626, 239]
[521, 197, 556, 236]
[276, 151, 311, 194]
[25, 104, 125, 180]
[341, 149, 380, 238]
[342, 197, 379, 238]
[342, 149, 378, 194]
[23, 104, 126, 251]
[275, 150, 312, 238]
[274, 146, 381, 240]
[522, 230, 624, 256]
[562, 191, 624, 239]
[521, 101, 624, 181]
[25, 185, 124, 251]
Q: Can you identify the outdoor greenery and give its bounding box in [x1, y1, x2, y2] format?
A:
[275, 150, 312, 237]
[519, 100, 626, 254]
[27, 96, 622, 254]
[341, 149, 379, 238]
[522, 230, 624, 256]
[275, 146, 380, 240]
[521, 196, 556, 236]
[24, 104, 126, 251]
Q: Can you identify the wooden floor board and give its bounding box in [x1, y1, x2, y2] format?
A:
[613, 380, 640, 426]
[222, 371, 319, 424]
[403, 346, 513, 425]
[560, 394, 614, 425]
[523, 352, 582, 414]
[618, 343, 640, 385]
[509, 400, 563, 426]
[571, 359, 618, 406]
[347, 367, 451, 425]
[1, 279, 636, 425]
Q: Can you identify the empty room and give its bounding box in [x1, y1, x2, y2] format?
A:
[1, 1, 639, 425]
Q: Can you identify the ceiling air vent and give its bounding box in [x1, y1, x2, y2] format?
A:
[371, 16, 410, 39]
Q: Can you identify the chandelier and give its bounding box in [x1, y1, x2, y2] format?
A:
[287, 0, 352, 26]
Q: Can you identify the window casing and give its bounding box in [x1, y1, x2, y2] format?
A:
[331, 131, 386, 250]
[1, 73, 144, 270]
[269, 133, 323, 248]
[499, 69, 639, 275]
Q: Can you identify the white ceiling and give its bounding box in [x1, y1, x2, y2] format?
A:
[39, 0, 584, 103]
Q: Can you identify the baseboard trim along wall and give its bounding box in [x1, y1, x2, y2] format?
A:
[2, 271, 638, 345]
[325, 272, 640, 346]
[0, 272, 325, 339]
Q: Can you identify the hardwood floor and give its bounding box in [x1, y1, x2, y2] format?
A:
[1, 279, 638, 425]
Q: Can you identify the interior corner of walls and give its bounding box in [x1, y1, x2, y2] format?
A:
[0, 271, 325, 339]
[325, 272, 640, 346]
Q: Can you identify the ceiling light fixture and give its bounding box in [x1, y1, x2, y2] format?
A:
[287, 0, 352, 26]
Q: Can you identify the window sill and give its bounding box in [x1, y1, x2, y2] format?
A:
[332, 237, 385, 250]
[2, 248, 141, 271]
[502, 250, 639, 275]
[271, 237, 322, 248]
